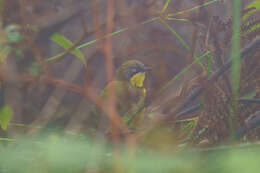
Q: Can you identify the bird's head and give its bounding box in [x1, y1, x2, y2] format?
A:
[116, 60, 150, 88]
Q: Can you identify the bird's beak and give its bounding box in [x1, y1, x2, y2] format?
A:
[144, 66, 152, 72]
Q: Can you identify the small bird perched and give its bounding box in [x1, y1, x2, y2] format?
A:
[36, 60, 150, 136]
[96, 60, 150, 132]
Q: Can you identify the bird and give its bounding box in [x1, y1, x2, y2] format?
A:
[34, 60, 151, 137]
[95, 60, 151, 133]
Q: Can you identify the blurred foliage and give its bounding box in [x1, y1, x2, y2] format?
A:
[27, 61, 40, 76]
[243, 0, 260, 20]
[0, 105, 12, 130]
[0, 45, 11, 63]
[0, 0, 259, 172]
[0, 24, 23, 63]
[0, 136, 259, 173]
[4, 24, 23, 43]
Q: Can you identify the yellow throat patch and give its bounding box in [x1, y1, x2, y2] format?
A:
[130, 72, 146, 88]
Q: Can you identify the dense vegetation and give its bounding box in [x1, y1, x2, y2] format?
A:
[0, 0, 259, 172]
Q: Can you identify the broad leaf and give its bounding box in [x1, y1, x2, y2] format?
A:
[243, 0, 260, 20]
[50, 33, 86, 67]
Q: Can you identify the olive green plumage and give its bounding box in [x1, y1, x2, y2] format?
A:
[96, 60, 150, 131]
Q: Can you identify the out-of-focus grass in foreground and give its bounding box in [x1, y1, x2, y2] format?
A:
[0, 135, 259, 173]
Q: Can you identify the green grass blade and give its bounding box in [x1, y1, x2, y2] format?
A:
[77, 17, 159, 49]
[231, 0, 241, 97]
[160, 18, 190, 50]
[230, 0, 241, 136]
[46, 17, 159, 62]
[166, 17, 191, 23]
[168, 0, 220, 17]
[77, 28, 128, 49]
[0, 137, 15, 142]
[159, 51, 210, 93]
[207, 52, 213, 76]
[161, 0, 172, 13]
[159, 18, 207, 71]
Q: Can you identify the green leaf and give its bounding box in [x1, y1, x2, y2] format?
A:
[50, 33, 86, 67]
[0, 105, 13, 130]
[5, 24, 23, 43]
[198, 128, 206, 136]
[46, 17, 160, 62]
[243, 0, 260, 20]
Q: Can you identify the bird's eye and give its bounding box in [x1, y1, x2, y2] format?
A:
[131, 68, 137, 73]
